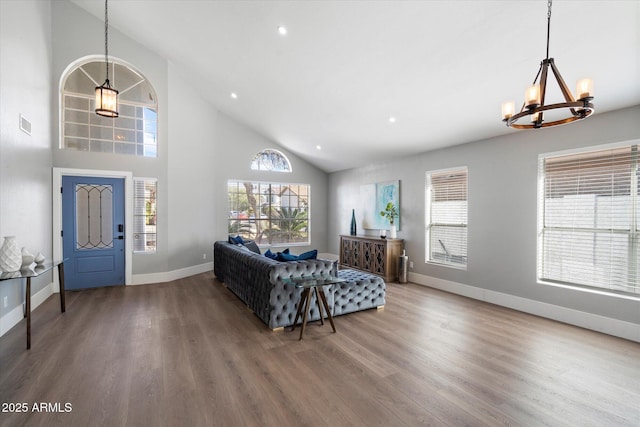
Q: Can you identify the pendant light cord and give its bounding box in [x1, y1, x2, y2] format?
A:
[545, 0, 552, 60]
[104, 0, 110, 82]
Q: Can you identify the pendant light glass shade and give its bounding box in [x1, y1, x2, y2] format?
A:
[95, 79, 119, 118]
[95, 0, 118, 118]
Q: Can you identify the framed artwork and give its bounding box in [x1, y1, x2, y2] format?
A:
[360, 180, 400, 230]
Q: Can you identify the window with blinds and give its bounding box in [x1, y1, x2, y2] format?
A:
[425, 167, 468, 269]
[538, 144, 639, 295]
[133, 178, 157, 253]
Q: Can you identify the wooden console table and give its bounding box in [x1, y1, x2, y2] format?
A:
[0, 260, 66, 349]
[340, 235, 403, 282]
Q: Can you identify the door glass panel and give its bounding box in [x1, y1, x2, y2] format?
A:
[76, 184, 113, 249]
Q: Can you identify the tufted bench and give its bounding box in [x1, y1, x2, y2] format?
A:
[332, 269, 386, 316]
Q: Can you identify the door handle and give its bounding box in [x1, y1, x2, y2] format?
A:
[117, 236, 124, 240]
[118, 224, 124, 232]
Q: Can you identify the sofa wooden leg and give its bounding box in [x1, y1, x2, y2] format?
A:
[271, 327, 284, 332]
[377, 305, 385, 310]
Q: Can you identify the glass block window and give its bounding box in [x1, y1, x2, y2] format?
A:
[538, 144, 639, 295]
[425, 167, 468, 269]
[227, 180, 309, 245]
[133, 178, 157, 253]
[61, 59, 158, 157]
[251, 149, 292, 172]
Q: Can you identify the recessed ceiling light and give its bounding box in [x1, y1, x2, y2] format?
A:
[316, 145, 322, 150]
[278, 26, 287, 36]
[230, 92, 238, 99]
[389, 116, 397, 123]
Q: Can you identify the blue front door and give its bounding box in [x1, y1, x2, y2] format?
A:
[62, 176, 125, 290]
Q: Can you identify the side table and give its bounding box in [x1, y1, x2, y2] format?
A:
[286, 275, 345, 340]
[0, 260, 66, 349]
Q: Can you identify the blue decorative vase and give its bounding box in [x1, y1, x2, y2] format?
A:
[350, 209, 357, 236]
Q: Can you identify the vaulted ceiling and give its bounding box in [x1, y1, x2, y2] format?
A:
[71, 0, 640, 172]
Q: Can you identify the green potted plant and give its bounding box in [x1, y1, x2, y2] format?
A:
[379, 202, 399, 238]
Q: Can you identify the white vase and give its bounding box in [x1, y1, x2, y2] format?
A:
[0, 236, 22, 272]
[390, 224, 397, 239]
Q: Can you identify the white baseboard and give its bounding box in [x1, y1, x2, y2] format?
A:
[407, 272, 640, 343]
[130, 262, 213, 285]
[0, 281, 55, 337]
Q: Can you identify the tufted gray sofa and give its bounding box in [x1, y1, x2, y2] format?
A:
[214, 241, 386, 329]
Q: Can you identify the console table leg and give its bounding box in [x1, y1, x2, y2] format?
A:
[26, 277, 31, 349]
[58, 262, 66, 313]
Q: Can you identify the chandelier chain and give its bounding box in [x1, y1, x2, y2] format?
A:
[104, 0, 109, 82]
[546, 0, 552, 60]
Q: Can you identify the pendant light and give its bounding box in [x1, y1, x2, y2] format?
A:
[501, 0, 594, 129]
[95, 0, 119, 118]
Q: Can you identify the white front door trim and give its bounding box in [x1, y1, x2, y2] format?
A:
[53, 168, 133, 289]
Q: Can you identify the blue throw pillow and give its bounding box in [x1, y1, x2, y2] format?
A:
[297, 249, 318, 260]
[264, 249, 277, 259]
[228, 235, 244, 245]
[277, 251, 298, 262]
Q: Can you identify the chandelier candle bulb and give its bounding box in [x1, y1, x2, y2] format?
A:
[577, 78, 593, 100]
[525, 84, 541, 108]
[501, 101, 515, 120]
[531, 111, 541, 123]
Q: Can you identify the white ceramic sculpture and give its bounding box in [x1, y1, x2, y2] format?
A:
[21, 247, 35, 269]
[0, 236, 22, 272]
[34, 252, 46, 265]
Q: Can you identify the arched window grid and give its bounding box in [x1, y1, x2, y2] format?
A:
[251, 149, 292, 173]
[60, 57, 158, 157]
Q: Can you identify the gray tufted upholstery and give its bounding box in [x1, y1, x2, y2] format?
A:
[214, 241, 386, 329]
[333, 269, 386, 316]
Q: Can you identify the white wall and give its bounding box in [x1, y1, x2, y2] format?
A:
[329, 106, 640, 340]
[51, 0, 330, 278]
[212, 113, 330, 254]
[166, 63, 219, 271]
[0, 0, 54, 327]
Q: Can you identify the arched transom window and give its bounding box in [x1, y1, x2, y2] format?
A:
[251, 149, 291, 172]
[61, 59, 158, 157]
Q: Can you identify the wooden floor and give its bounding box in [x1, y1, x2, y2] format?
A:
[1, 272, 638, 427]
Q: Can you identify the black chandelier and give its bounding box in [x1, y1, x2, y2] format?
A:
[501, 0, 594, 129]
[95, 0, 119, 118]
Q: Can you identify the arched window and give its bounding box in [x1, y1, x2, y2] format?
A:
[61, 58, 158, 157]
[251, 149, 291, 172]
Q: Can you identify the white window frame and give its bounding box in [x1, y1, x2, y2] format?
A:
[250, 149, 292, 172]
[227, 180, 310, 246]
[133, 177, 157, 253]
[537, 140, 640, 299]
[60, 56, 158, 157]
[425, 166, 468, 270]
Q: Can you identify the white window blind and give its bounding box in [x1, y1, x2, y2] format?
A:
[538, 144, 639, 295]
[426, 167, 468, 268]
[133, 178, 157, 253]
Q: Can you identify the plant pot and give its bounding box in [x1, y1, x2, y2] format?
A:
[390, 225, 397, 239]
